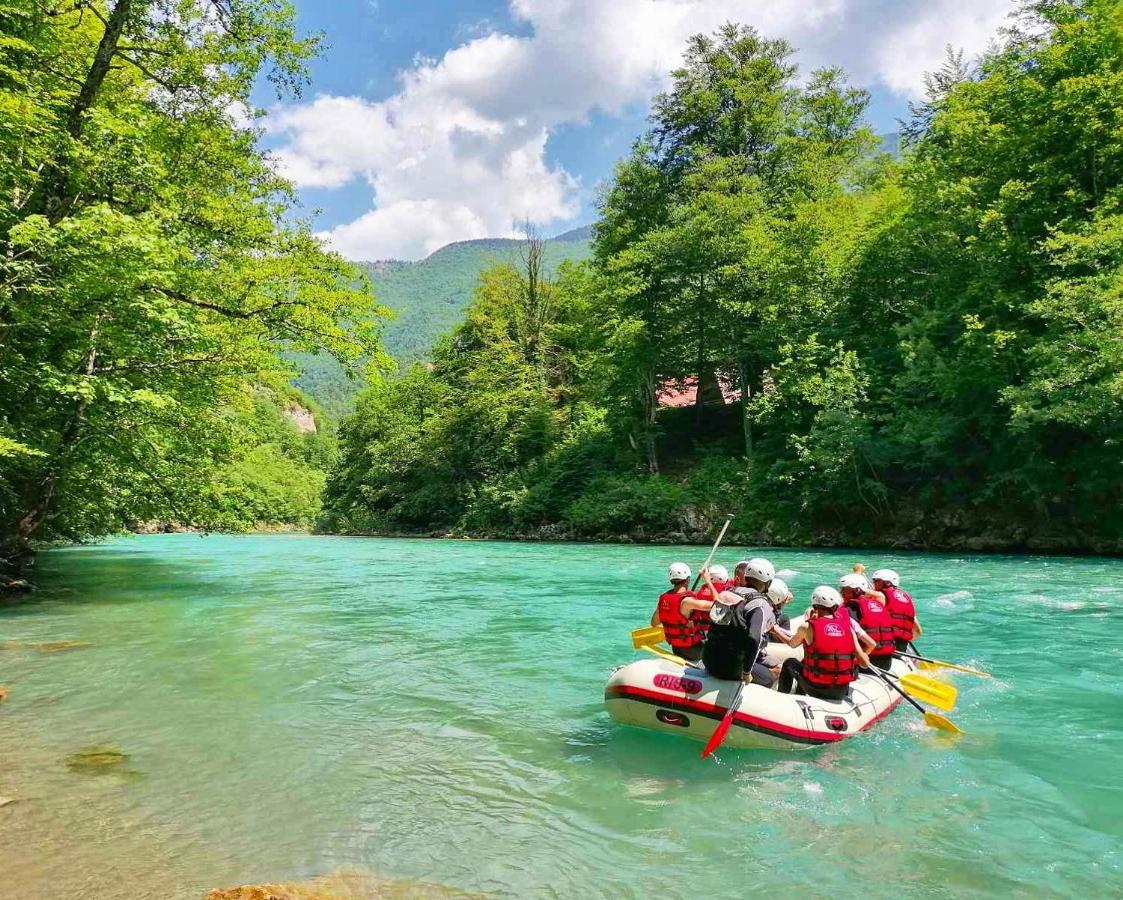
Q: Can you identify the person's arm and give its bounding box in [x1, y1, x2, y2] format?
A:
[864, 587, 886, 603]
[851, 620, 876, 653]
[650, 607, 660, 627]
[742, 606, 768, 673]
[770, 623, 793, 643]
[773, 623, 810, 648]
[913, 618, 923, 638]
[702, 571, 739, 608]
[855, 643, 872, 669]
[679, 596, 713, 618]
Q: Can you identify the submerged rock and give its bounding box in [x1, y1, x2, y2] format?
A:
[0, 639, 90, 653]
[66, 745, 129, 772]
[0, 685, 7, 702]
[39, 639, 91, 652]
[205, 868, 481, 899]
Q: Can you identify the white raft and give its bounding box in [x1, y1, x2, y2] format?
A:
[604, 645, 916, 750]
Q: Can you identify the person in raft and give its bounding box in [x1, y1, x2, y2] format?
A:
[650, 562, 713, 664]
[871, 568, 922, 652]
[839, 572, 898, 671]
[689, 564, 729, 646]
[700, 558, 778, 685]
[766, 576, 794, 632]
[694, 564, 731, 602]
[775, 586, 872, 700]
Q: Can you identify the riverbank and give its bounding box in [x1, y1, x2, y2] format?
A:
[315, 521, 1123, 556]
[4, 517, 1119, 600]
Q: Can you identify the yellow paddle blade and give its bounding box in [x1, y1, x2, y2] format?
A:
[918, 660, 939, 672]
[899, 673, 958, 711]
[924, 711, 965, 735]
[631, 625, 665, 649]
[640, 645, 687, 666]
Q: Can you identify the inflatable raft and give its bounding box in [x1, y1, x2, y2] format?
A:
[604, 647, 915, 750]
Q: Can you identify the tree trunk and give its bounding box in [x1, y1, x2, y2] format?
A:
[640, 361, 659, 474]
[693, 273, 707, 430]
[739, 359, 753, 457]
[3, 319, 102, 576]
[23, 0, 136, 219]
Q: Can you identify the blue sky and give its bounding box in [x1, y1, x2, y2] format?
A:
[261, 0, 1013, 261]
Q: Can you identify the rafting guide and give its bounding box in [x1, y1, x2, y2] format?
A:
[614, 522, 975, 754]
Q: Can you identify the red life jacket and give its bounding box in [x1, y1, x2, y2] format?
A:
[698, 580, 734, 636]
[849, 595, 897, 658]
[691, 581, 728, 638]
[658, 590, 700, 650]
[883, 586, 917, 642]
[692, 579, 730, 602]
[803, 607, 858, 686]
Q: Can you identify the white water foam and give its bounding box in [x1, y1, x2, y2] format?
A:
[777, 569, 798, 580]
[803, 782, 823, 795]
[1019, 594, 1089, 611]
[933, 589, 972, 608]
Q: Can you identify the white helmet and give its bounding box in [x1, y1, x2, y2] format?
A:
[839, 572, 870, 592]
[767, 577, 791, 605]
[668, 562, 691, 582]
[871, 568, 900, 587]
[707, 564, 729, 582]
[744, 557, 775, 584]
[811, 585, 843, 609]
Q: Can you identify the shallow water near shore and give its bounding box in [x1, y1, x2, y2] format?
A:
[1, 534, 1121, 898]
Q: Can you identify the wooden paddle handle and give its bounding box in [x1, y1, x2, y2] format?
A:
[692, 514, 734, 590]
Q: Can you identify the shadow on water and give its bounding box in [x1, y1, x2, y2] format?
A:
[565, 709, 805, 783]
[3, 542, 256, 618]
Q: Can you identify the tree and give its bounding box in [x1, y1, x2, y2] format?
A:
[0, 2, 385, 579]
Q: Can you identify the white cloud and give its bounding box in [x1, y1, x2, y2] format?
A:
[268, 0, 1012, 260]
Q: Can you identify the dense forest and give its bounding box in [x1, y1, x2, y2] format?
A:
[3, 0, 1121, 584]
[0, 1, 383, 584]
[322, 1, 1123, 553]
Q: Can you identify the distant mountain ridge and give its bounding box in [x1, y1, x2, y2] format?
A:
[292, 229, 592, 417]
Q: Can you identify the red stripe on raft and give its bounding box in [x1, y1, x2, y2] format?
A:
[605, 683, 903, 745]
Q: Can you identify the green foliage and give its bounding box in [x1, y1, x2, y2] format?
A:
[205, 387, 335, 531]
[290, 235, 591, 418]
[0, 1, 385, 574]
[326, 4, 1123, 552]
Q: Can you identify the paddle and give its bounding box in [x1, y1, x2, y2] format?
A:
[868, 666, 964, 734]
[690, 513, 734, 592]
[637, 516, 733, 653]
[894, 651, 991, 678]
[640, 644, 687, 666]
[700, 679, 746, 759]
[905, 642, 938, 672]
[631, 624, 665, 649]
[882, 668, 958, 711]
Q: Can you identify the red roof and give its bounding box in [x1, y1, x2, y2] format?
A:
[656, 375, 738, 408]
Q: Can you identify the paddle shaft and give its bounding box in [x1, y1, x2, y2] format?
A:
[894, 650, 988, 676]
[701, 678, 746, 759]
[690, 514, 734, 592]
[869, 665, 927, 716]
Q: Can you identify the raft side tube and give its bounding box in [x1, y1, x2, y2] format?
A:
[604, 656, 913, 750]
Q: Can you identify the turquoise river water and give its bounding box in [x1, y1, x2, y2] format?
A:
[1, 534, 1121, 898]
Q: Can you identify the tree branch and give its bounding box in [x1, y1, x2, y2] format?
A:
[117, 51, 182, 93]
[92, 354, 231, 374]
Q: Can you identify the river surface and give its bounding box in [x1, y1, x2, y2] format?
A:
[0, 534, 1120, 898]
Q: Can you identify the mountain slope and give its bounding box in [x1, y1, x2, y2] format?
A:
[292, 232, 592, 417]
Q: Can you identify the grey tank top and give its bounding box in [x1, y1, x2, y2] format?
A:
[710, 589, 776, 635]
